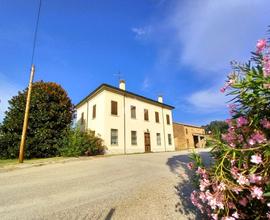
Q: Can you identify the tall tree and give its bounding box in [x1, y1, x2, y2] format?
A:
[0, 81, 74, 158]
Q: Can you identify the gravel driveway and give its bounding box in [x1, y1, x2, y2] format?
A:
[0, 150, 210, 220]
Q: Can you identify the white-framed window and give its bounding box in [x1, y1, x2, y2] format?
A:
[168, 134, 172, 145]
[131, 130, 137, 145]
[131, 105, 136, 119]
[111, 129, 118, 145]
[156, 133, 161, 145]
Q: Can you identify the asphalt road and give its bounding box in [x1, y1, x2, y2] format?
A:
[0, 150, 208, 220]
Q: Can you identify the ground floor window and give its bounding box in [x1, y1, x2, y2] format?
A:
[156, 133, 161, 145]
[111, 129, 118, 145]
[168, 134, 172, 145]
[131, 130, 137, 145]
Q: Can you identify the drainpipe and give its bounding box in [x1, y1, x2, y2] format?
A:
[123, 93, 126, 154]
[161, 107, 167, 152]
[86, 100, 89, 131]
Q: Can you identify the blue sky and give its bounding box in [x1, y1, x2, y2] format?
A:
[0, 0, 270, 125]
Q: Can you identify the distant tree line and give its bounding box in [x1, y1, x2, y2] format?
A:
[202, 120, 228, 136]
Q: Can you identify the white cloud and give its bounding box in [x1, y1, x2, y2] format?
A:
[187, 88, 230, 113]
[142, 77, 150, 90]
[155, 0, 270, 73]
[131, 26, 152, 39]
[0, 74, 22, 122]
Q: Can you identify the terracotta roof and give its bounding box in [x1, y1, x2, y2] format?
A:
[173, 122, 203, 129]
[76, 83, 174, 110]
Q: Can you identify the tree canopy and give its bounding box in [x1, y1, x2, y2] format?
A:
[0, 81, 74, 158]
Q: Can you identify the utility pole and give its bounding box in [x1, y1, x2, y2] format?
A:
[19, 65, 35, 163]
[18, 0, 42, 163]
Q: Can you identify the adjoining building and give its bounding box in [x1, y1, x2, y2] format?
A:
[173, 122, 205, 150]
[75, 80, 175, 154]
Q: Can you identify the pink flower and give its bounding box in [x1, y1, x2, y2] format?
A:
[196, 167, 208, 179]
[237, 174, 250, 185]
[248, 132, 266, 146]
[239, 197, 248, 206]
[230, 166, 239, 179]
[199, 192, 207, 202]
[261, 118, 270, 129]
[264, 83, 270, 89]
[199, 179, 210, 191]
[227, 104, 237, 115]
[222, 217, 235, 220]
[187, 162, 194, 170]
[220, 87, 226, 93]
[217, 182, 226, 191]
[263, 56, 270, 77]
[251, 154, 263, 164]
[251, 186, 263, 200]
[232, 211, 239, 219]
[232, 186, 243, 194]
[211, 214, 218, 220]
[256, 39, 267, 53]
[249, 174, 262, 183]
[236, 116, 248, 127]
[190, 191, 199, 206]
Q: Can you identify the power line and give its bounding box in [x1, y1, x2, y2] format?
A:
[19, 0, 42, 163]
[30, 0, 42, 66]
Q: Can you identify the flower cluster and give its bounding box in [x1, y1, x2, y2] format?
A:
[189, 37, 270, 219]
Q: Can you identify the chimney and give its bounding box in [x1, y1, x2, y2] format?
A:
[119, 80, 126, 90]
[158, 95, 163, 103]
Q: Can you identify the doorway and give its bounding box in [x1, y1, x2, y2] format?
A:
[144, 132, 151, 152]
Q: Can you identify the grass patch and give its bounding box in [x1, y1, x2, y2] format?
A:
[0, 157, 67, 168]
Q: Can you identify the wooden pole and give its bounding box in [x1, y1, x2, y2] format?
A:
[19, 65, 35, 163]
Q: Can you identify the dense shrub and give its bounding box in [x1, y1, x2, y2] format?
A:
[188, 38, 270, 219]
[0, 81, 74, 159]
[59, 128, 106, 157]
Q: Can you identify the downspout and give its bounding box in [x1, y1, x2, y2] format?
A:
[86, 100, 89, 131]
[161, 107, 167, 152]
[123, 93, 126, 154]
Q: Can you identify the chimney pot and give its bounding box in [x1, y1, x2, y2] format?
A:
[119, 80, 126, 90]
[158, 96, 163, 103]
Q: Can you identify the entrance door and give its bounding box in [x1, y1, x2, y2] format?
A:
[144, 132, 151, 152]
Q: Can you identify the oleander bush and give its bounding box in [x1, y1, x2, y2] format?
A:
[188, 38, 270, 219]
[59, 127, 106, 157]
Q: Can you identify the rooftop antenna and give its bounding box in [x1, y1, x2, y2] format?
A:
[19, 0, 42, 163]
[113, 71, 123, 81]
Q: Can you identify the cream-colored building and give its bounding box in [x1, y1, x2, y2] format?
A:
[75, 81, 175, 154]
[173, 122, 205, 150]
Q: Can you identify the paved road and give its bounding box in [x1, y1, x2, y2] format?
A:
[0, 150, 208, 220]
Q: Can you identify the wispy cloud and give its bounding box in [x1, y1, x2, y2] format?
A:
[160, 0, 270, 73]
[0, 74, 22, 121]
[141, 76, 150, 90]
[187, 88, 229, 113]
[131, 26, 152, 39]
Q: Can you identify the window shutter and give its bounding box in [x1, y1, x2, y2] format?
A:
[111, 101, 118, 115]
[155, 112, 159, 123]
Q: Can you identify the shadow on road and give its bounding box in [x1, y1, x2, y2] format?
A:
[166, 151, 211, 220]
[104, 208, 116, 220]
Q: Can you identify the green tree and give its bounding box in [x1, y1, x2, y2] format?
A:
[0, 81, 74, 159]
[203, 120, 228, 136]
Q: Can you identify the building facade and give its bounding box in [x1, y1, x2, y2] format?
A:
[173, 122, 205, 150]
[75, 81, 175, 154]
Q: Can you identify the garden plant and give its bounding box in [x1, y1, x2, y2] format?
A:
[188, 37, 270, 219]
